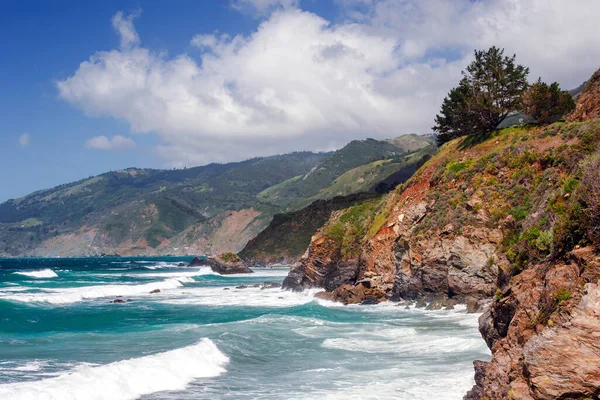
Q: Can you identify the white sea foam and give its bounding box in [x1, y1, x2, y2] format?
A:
[162, 286, 320, 308]
[13, 269, 58, 279]
[1, 277, 192, 304]
[321, 335, 483, 354]
[0, 338, 228, 400]
[127, 267, 214, 278]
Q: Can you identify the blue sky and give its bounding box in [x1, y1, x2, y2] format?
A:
[1, 0, 599, 202]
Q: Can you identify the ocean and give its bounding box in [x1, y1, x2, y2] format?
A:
[0, 257, 490, 400]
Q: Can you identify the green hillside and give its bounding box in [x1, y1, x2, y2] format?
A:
[0, 134, 434, 257]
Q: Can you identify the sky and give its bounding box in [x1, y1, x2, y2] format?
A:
[1, 0, 600, 202]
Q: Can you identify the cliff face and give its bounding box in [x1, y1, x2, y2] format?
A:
[284, 69, 600, 397]
[568, 68, 600, 122]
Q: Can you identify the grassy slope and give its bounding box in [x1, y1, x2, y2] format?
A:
[240, 141, 436, 263]
[257, 135, 434, 209]
[318, 119, 600, 269]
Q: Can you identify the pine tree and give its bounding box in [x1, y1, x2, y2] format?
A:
[433, 47, 529, 145]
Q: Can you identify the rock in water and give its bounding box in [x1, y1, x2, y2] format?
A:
[150, 289, 161, 294]
[203, 252, 253, 275]
[187, 257, 204, 267]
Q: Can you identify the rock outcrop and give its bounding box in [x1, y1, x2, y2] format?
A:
[568, 67, 600, 122]
[283, 159, 503, 304]
[466, 248, 600, 399]
[189, 253, 253, 274]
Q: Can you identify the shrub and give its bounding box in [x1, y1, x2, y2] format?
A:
[221, 252, 241, 262]
[520, 79, 575, 124]
[536, 229, 553, 253]
[553, 287, 572, 302]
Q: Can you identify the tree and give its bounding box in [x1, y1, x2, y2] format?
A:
[520, 79, 575, 124]
[433, 46, 529, 145]
[433, 78, 472, 146]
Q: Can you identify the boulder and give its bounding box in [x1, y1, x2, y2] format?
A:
[466, 296, 481, 313]
[260, 282, 281, 289]
[187, 256, 205, 267]
[150, 289, 161, 294]
[203, 253, 253, 275]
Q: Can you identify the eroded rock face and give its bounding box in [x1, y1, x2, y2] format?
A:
[282, 236, 359, 291]
[468, 248, 600, 400]
[283, 163, 501, 304]
[568, 67, 600, 122]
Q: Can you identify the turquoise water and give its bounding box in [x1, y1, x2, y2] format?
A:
[0, 257, 490, 399]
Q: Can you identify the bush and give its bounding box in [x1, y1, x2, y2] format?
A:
[221, 252, 241, 262]
[553, 287, 572, 302]
[520, 79, 575, 124]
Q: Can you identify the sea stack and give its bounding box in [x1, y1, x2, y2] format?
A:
[188, 252, 253, 274]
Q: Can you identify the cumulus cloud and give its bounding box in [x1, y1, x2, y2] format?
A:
[58, 2, 600, 166]
[85, 135, 136, 150]
[18, 133, 30, 147]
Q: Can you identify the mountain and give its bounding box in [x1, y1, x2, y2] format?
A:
[256, 134, 434, 209]
[283, 68, 600, 399]
[0, 134, 433, 257]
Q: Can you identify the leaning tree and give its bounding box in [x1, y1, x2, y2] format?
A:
[433, 46, 529, 145]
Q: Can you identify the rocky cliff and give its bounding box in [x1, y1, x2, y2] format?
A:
[284, 68, 600, 398]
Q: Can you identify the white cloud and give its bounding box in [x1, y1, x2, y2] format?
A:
[58, 3, 600, 166]
[18, 133, 30, 148]
[85, 135, 136, 150]
[230, 0, 299, 16]
[111, 11, 140, 49]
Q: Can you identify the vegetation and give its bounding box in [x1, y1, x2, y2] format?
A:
[257, 136, 434, 209]
[520, 79, 575, 124]
[240, 193, 378, 262]
[433, 46, 529, 145]
[0, 134, 434, 256]
[220, 252, 241, 263]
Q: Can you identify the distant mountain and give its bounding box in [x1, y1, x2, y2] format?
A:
[0, 134, 435, 257]
[256, 134, 434, 210]
[569, 80, 588, 100]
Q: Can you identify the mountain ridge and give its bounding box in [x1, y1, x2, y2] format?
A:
[0, 134, 433, 257]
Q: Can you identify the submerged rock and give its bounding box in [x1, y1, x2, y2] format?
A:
[260, 282, 281, 289]
[109, 299, 126, 304]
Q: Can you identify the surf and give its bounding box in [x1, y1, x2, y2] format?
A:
[0, 338, 228, 400]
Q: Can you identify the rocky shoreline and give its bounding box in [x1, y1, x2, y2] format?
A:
[279, 70, 600, 399]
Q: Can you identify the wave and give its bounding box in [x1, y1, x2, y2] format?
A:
[13, 269, 58, 279]
[162, 287, 321, 308]
[1, 277, 192, 304]
[0, 338, 228, 400]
